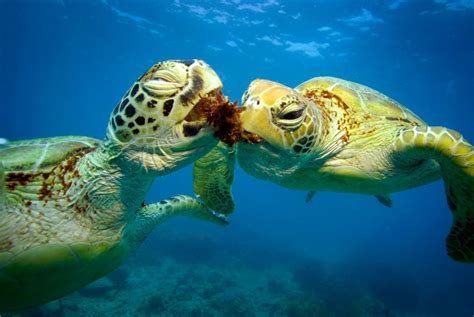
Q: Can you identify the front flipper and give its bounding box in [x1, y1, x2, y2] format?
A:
[306, 190, 317, 203]
[193, 142, 236, 215]
[395, 126, 474, 262]
[133, 195, 228, 243]
[375, 195, 393, 208]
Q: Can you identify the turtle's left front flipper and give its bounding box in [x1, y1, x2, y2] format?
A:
[396, 126, 474, 262]
[133, 195, 228, 242]
[193, 141, 236, 215]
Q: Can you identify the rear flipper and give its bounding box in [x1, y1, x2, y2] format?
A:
[396, 126, 474, 262]
[375, 194, 393, 208]
[306, 190, 317, 203]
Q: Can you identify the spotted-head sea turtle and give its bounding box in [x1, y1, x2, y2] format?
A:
[0, 59, 230, 311]
[194, 77, 474, 262]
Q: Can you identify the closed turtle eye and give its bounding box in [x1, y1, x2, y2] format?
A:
[143, 69, 185, 96]
[274, 101, 306, 130]
[279, 108, 305, 120]
[152, 70, 181, 84]
[152, 77, 173, 83]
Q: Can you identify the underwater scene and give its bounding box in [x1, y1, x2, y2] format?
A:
[1, 0, 474, 316]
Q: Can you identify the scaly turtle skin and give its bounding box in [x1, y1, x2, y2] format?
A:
[196, 77, 474, 263]
[0, 59, 229, 312]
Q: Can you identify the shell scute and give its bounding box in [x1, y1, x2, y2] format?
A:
[296, 77, 425, 126]
[0, 136, 100, 174]
[330, 85, 361, 111]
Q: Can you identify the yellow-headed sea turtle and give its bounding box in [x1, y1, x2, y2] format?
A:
[194, 77, 474, 263]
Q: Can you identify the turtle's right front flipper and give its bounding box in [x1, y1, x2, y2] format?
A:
[193, 141, 236, 215]
[133, 195, 228, 243]
[395, 126, 474, 262]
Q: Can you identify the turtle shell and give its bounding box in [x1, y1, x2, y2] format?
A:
[0, 240, 129, 311]
[295, 77, 426, 126]
[0, 136, 130, 312]
[0, 136, 100, 174]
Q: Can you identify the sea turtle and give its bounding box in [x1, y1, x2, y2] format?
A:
[0, 59, 231, 312]
[194, 77, 474, 263]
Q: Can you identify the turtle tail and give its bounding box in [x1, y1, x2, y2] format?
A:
[396, 126, 474, 262]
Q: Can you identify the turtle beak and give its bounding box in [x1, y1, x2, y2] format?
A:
[178, 61, 223, 134]
[240, 94, 273, 140]
[240, 79, 296, 146]
[196, 62, 222, 97]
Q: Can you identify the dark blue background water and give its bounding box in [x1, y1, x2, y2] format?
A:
[1, 0, 473, 316]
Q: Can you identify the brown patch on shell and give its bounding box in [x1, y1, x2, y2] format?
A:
[304, 89, 358, 144]
[0, 239, 13, 252]
[5, 147, 95, 207]
[38, 147, 95, 202]
[6, 172, 49, 191]
[306, 89, 423, 144]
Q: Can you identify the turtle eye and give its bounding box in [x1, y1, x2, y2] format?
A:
[153, 77, 173, 83]
[279, 109, 304, 120]
[142, 67, 186, 96]
[152, 70, 181, 84]
[274, 101, 306, 131]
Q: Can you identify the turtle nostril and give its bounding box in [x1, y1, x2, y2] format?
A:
[183, 123, 202, 137]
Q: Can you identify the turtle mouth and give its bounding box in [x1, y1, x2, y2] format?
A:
[184, 89, 228, 123]
[240, 128, 264, 144]
[180, 90, 223, 138]
[183, 90, 262, 146]
[182, 121, 207, 137]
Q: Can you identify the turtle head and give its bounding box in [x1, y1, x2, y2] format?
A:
[237, 79, 322, 182]
[106, 59, 223, 174]
[240, 79, 320, 155]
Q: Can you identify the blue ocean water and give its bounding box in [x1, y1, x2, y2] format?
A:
[1, 0, 473, 316]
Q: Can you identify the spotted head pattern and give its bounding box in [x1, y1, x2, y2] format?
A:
[107, 60, 222, 145]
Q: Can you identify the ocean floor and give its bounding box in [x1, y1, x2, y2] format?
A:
[23, 260, 393, 317]
[11, 223, 459, 317]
